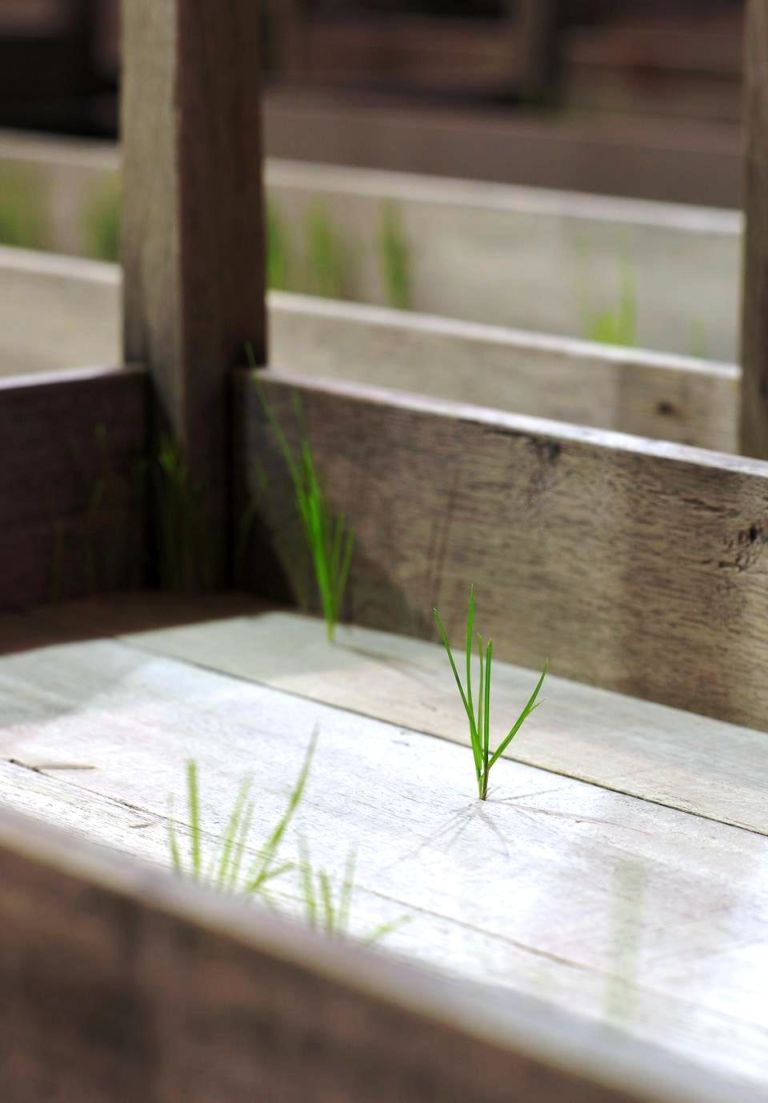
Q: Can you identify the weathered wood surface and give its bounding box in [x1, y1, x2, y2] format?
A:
[0, 130, 743, 360]
[241, 371, 768, 731]
[0, 628, 765, 1100]
[266, 159, 740, 361]
[122, 0, 266, 583]
[106, 604, 768, 839]
[0, 246, 119, 375]
[0, 802, 745, 1103]
[0, 367, 147, 609]
[741, 0, 768, 459]
[270, 293, 739, 451]
[0, 249, 739, 452]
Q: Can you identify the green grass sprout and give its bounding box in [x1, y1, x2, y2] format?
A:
[379, 201, 412, 310]
[585, 258, 637, 348]
[0, 166, 48, 249]
[298, 840, 408, 944]
[246, 345, 354, 641]
[434, 586, 548, 800]
[83, 176, 121, 262]
[305, 201, 348, 299]
[152, 436, 212, 591]
[168, 727, 317, 900]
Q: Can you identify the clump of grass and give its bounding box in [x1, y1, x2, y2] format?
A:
[169, 728, 317, 900]
[0, 167, 48, 248]
[299, 840, 408, 945]
[379, 201, 412, 310]
[82, 175, 121, 262]
[152, 436, 212, 591]
[246, 346, 354, 642]
[305, 201, 348, 299]
[267, 202, 292, 291]
[585, 259, 637, 348]
[434, 587, 548, 801]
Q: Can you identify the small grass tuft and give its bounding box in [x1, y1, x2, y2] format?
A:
[305, 202, 348, 299]
[379, 201, 412, 310]
[434, 586, 548, 800]
[267, 202, 292, 291]
[82, 176, 121, 262]
[152, 436, 212, 591]
[298, 840, 408, 944]
[585, 259, 637, 348]
[246, 346, 354, 642]
[169, 728, 317, 900]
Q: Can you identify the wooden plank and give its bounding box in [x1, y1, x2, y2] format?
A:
[269, 294, 739, 451]
[0, 246, 118, 375]
[0, 131, 743, 359]
[109, 604, 768, 838]
[263, 91, 743, 208]
[741, 0, 768, 459]
[0, 634, 765, 1099]
[0, 366, 147, 608]
[0, 250, 739, 451]
[240, 372, 768, 732]
[121, 0, 266, 583]
[265, 158, 741, 361]
[0, 799, 750, 1103]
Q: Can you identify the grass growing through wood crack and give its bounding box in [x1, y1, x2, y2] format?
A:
[152, 436, 212, 591]
[168, 729, 317, 900]
[246, 345, 354, 641]
[434, 587, 548, 801]
[379, 201, 412, 310]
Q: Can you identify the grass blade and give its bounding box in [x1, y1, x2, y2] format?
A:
[488, 659, 549, 771]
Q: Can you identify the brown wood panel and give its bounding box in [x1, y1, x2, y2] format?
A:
[122, 0, 267, 584]
[741, 0, 768, 459]
[0, 366, 147, 609]
[0, 800, 755, 1103]
[263, 92, 743, 208]
[240, 371, 768, 731]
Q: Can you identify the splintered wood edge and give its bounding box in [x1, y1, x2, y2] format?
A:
[0, 800, 752, 1103]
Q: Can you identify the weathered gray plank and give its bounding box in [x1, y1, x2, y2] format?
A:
[0, 367, 147, 609]
[0, 797, 749, 1103]
[269, 294, 738, 451]
[741, 0, 768, 458]
[122, 0, 266, 583]
[240, 371, 768, 731]
[0, 635, 766, 1099]
[114, 605, 768, 838]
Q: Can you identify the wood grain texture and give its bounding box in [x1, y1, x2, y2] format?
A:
[0, 367, 147, 608]
[240, 371, 768, 731]
[0, 635, 767, 1099]
[0, 249, 738, 451]
[269, 293, 739, 451]
[0, 796, 749, 1103]
[741, 0, 768, 458]
[121, 0, 266, 582]
[115, 605, 768, 838]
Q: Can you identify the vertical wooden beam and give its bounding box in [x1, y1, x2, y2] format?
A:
[516, 0, 563, 105]
[741, 0, 768, 457]
[121, 0, 266, 585]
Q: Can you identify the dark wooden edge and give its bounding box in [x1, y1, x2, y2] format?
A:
[0, 800, 752, 1103]
[238, 370, 768, 732]
[0, 364, 148, 609]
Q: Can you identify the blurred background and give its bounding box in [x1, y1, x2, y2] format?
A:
[0, 1, 743, 143]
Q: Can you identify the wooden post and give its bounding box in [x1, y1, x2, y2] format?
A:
[741, 0, 768, 457]
[516, 0, 563, 104]
[121, 0, 267, 585]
